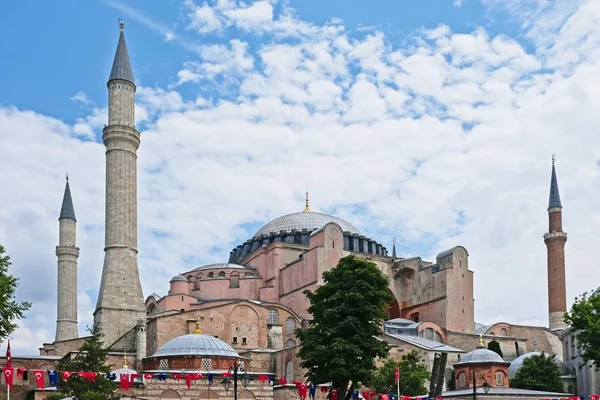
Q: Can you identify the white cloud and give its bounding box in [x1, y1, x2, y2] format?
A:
[70, 91, 92, 106]
[3, 0, 600, 355]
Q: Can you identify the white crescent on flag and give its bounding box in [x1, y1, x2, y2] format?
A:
[4, 369, 12, 377]
[36, 372, 42, 379]
[302, 384, 306, 389]
[332, 390, 337, 395]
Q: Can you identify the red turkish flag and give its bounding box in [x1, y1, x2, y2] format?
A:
[144, 373, 153, 380]
[16, 368, 26, 379]
[61, 371, 72, 380]
[33, 370, 45, 391]
[395, 366, 400, 383]
[185, 373, 201, 388]
[120, 374, 130, 390]
[258, 374, 268, 383]
[5, 340, 12, 369]
[279, 378, 288, 385]
[2, 367, 14, 389]
[381, 395, 389, 400]
[85, 372, 98, 382]
[331, 389, 338, 400]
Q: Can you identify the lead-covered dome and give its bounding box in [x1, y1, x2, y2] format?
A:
[456, 336, 505, 365]
[254, 211, 361, 237]
[152, 333, 239, 358]
[508, 352, 564, 378]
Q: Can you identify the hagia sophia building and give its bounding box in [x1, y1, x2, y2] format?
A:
[1, 23, 582, 400]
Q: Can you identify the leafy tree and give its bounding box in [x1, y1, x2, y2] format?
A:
[564, 290, 600, 368]
[487, 340, 503, 358]
[370, 351, 430, 396]
[510, 352, 563, 392]
[297, 256, 392, 400]
[57, 324, 118, 400]
[0, 244, 32, 342]
[446, 368, 455, 391]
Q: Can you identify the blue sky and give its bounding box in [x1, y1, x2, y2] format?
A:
[1, 0, 600, 353]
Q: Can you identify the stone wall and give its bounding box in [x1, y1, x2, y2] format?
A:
[128, 378, 274, 400]
[0, 356, 61, 400]
[445, 332, 528, 362]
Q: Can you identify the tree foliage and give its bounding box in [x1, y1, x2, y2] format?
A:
[564, 290, 600, 368]
[297, 256, 392, 400]
[57, 324, 118, 400]
[370, 351, 430, 396]
[487, 340, 503, 358]
[510, 352, 563, 393]
[0, 244, 32, 342]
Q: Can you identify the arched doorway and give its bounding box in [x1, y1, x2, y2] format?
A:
[198, 389, 219, 400]
[239, 390, 256, 400]
[161, 389, 182, 399]
[385, 289, 401, 319]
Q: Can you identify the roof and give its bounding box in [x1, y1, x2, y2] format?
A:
[59, 180, 76, 220]
[384, 318, 420, 329]
[508, 352, 564, 378]
[108, 29, 135, 85]
[455, 347, 506, 365]
[191, 263, 250, 272]
[548, 164, 562, 209]
[151, 333, 240, 358]
[170, 274, 188, 282]
[384, 333, 464, 353]
[442, 387, 571, 397]
[254, 211, 362, 237]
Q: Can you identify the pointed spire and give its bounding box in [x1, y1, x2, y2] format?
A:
[548, 153, 562, 210]
[108, 19, 135, 86]
[392, 238, 397, 258]
[304, 191, 311, 213]
[60, 175, 76, 221]
[123, 350, 128, 369]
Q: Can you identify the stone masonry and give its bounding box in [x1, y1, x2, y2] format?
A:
[55, 178, 79, 341]
[94, 24, 146, 346]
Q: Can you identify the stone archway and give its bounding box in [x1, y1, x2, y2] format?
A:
[239, 390, 256, 399]
[198, 389, 219, 400]
[385, 288, 401, 319]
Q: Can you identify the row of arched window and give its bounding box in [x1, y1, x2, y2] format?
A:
[457, 371, 505, 388]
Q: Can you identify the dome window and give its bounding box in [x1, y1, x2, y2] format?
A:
[218, 271, 226, 277]
[268, 309, 279, 325]
[201, 358, 212, 369]
[159, 359, 169, 370]
[208, 272, 214, 278]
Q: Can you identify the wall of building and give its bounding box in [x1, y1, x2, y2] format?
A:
[0, 357, 61, 399]
[562, 329, 600, 396]
[445, 332, 528, 362]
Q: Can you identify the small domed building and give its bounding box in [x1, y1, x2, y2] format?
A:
[453, 335, 511, 390]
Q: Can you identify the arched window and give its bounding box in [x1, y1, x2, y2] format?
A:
[286, 339, 296, 348]
[495, 371, 505, 386]
[147, 304, 158, 314]
[286, 318, 296, 335]
[458, 372, 466, 388]
[160, 389, 181, 399]
[285, 361, 294, 381]
[208, 272, 214, 278]
[219, 271, 226, 277]
[500, 328, 508, 336]
[268, 309, 279, 325]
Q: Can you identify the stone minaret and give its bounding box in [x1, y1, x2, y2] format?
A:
[55, 176, 79, 341]
[544, 154, 567, 330]
[94, 20, 145, 346]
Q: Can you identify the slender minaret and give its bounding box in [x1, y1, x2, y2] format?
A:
[55, 175, 79, 341]
[94, 20, 145, 346]
[544, 154, 567, 330]
[392, 238, 397, 258]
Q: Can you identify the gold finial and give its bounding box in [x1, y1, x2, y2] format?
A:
[193, 320, 202, 334]
[65, 173, 69, 182]
[552, 153, 556, 166]
[477, 334, 485, 349]
[304, 191, 311, 213]
[119, 17, 125, 31]
[123, 351, 128, 369]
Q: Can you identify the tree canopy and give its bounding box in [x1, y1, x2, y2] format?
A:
[564, 290, 600, 368]
[57, 324, 119, 400]
[369, 351, 430, 396]
[510, 352, 564, 393]
[487, 340, 503, 358]
[297, 255, 393, 400]
[0, 244, 32, 342]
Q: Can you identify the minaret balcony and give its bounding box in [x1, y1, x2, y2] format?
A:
[543, 231, 567, 240]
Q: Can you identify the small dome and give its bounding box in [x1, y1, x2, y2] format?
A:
[509, 352, 541, 378]
[192, 263, 248, 272]
[152, 334, 239, 358]
[170, 274, 188, 283]
[254, 211, 362, 238]
[460, 347, 505, 364]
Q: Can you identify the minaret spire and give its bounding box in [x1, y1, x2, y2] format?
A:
[55, 176, 79, 341]
[392, 238, 397, 258]
[94, 23, 145, 346]
[544, 154, 567, 330]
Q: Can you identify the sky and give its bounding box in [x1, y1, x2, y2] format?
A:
[1, 0, 599, 355]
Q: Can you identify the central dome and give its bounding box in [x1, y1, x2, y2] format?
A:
[152, 333, 239, 358]
[254, 211, 362, 238]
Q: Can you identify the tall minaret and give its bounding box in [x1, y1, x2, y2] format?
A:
[543, 154, 567, 330]
[94, 20, 145, 346]
[55, 175, 79, 341]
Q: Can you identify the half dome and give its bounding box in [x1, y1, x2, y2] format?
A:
[152, 333, 239, 358]
[254, 211, 361, 238]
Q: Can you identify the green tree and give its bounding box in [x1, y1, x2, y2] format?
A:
[487, 340, 503, 358]
[297, 256, 392, 400]
[564, 290, 600, 368]
[57, 324, 118, 400]
[446, 368, 455, 391]
[370, 351, 430, 396]
[0, 245, 32, 342]
[510, 352, 563, 392]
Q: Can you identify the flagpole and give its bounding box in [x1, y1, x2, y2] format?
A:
[396, 378, 399, 400]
